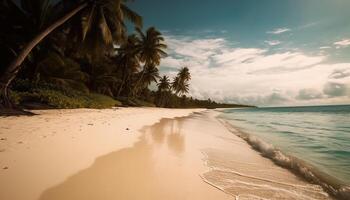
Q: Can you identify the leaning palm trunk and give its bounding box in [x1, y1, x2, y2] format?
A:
[0, 3, 88, 109]
[132, 65, 148, 97]
[117, 63, 130, 97]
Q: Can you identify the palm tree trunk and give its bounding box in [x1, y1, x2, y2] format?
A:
[132, 64, 148, 97]
[0, 2, 88, 109]
[117, 77, 126, 97]
[117, 63, 129, 96]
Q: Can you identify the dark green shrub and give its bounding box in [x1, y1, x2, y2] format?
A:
[11, 80, 121, 109]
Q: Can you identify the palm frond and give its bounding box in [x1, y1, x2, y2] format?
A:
[81, 5, 96, 41]
[120, 3, 143, 28]
[98, 6, 113, 45]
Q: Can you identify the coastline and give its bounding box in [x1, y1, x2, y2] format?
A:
[201, 111, 332, 200]
[0, 108, 335, 200]
[216, 107, 350, 200]
[218, 118, 348, 199]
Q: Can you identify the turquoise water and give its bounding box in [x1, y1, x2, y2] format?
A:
[219, 105, 350, 189]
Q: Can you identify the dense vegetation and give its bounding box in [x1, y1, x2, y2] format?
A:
[0, 0, 251, 112]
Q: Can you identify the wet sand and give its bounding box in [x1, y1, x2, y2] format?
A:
[0, 108, 201, 200]
[1, 109, 332, 200]
[40, 111, 332, 199]
[38, 115, 232, 200]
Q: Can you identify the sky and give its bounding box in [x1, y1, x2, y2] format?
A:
[127, 0, 350, 107]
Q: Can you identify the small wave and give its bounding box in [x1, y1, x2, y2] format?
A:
[203, 165, 329, 199]
[232, 118, 247, 122]
[219, 119, 350, 200]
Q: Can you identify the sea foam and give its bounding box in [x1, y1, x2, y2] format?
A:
[219, 118, 350, 200]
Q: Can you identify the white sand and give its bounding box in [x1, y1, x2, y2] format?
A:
[0, 108, 332, 200]
[0, 108, 202, 200]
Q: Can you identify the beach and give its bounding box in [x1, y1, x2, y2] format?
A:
[0, 108, 332, 200]
[0, 108, 202, 200]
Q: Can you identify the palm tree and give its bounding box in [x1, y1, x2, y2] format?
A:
[0, 0, 142, 109]
[36, 52, 89, 92]
[139, 65, 160, 89]
[158, 75, 171, 92]
[172, 76, 189, 95]
[132, 27, 167, 96]
[178, 67, 191, 82]
[136, 27, 167, 66]
[115, 34, 141, 96]
[172, 67, 191, 95]
[0, 0, 66, 83]
[157, 75, 171, 106]
[171, 76, 180, 94]
[88, 60, 121, 97]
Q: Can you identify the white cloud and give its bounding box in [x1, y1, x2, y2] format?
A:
[329, 68, 350, 79]
[164, 35, 225, 60]
[334, 39, 350, 48]
[224, 92, 290, 106]
[265, 40, 281, 46]
[296, 89, 323, 100]
[319, 46, 331, 49]
[160, 57, 183, 69]
[212, 48, 266, 65]
[298, 22, 319, 29]
[160, 34, 350, 106]
[267, 28, 291, 34]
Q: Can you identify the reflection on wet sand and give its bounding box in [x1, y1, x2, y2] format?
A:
[147, 118, 185, 155]
[38, 117, 231, 200]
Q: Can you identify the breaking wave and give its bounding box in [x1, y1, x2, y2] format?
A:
[219, 119, 350, 200]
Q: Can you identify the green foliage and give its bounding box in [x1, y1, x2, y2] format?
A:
[135, 26, 167, 66]
[0, 0, 63, 74]
[172, 67, 191, 95]
[13, 89, 121, 109]
[116, 97, 155, 107]
[86, 93, 122, 108]
[9, 90, 21, 105]
[1, 0, 250, 110]
[11, 80, 121, 109]
[36, 52, 89, 93]
[70, 0, 143, 56]
[88, 59, 121, 96]
[133, 99, 156, 107]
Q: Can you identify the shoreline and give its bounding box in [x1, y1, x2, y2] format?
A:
[215, 110, 350, 200]
[200, 111, 332, 199]
[0, 108, 336, 200]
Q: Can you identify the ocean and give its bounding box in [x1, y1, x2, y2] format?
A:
[218, 105, 350, 199]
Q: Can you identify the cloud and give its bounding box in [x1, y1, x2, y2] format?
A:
[329, 68, 350, 79]
[263, 93, 290, 105]
[265, 40, 281, 46]
[267, 28, 291, 34]
[298, 22, 320, 29]
[319, 46, 332, 49]
[221, 92, 291, 106]
[323, 82, 349, 97]
[296, 89, 323, 100]
[212, 48, 266, 65]
[247, 52, 325, 75]
[159, 34, 350, 106]
[334, 39, 350, 49]
[164, 35, 225, 60]
[160, 56, 183, 69]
